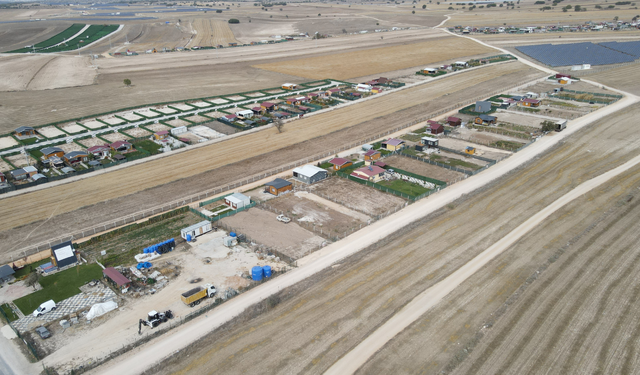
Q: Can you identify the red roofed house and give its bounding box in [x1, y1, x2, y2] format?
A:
[351, 165, 386, 182]
[447, 116, 462, 126]
[223, 114, 237, 122]
[327, 88, 342, 96]
[103, 267, 131, 291]
[521, 98, 541, 107]
[555, 73, 572, 79]
[154, 130, 169, 140]
[430, 122, 444, 135]
[87, 145, 110, 159]
[261, 102, 277, 112]
[381, 138, 405, 151]
[110, 141, 133, 153]
[364, 149, 381, 165]
[328, 157, 353, 171]
[307, 92, 319, 99]
[251, 106, 265, 115]
[371, 86, 384, 94]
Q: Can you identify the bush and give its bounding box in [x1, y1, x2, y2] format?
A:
[228, 18, 240, 23]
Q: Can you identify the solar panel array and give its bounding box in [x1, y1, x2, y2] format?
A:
[599, 41, 640, 58]
[516, 42, 637, 66]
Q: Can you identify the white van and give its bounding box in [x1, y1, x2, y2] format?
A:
[33, 300, 56, 317]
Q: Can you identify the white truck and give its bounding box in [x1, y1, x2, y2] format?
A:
[277, 214, 291, 224]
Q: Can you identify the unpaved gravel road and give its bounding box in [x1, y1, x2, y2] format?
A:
[86, 94, 640, 375]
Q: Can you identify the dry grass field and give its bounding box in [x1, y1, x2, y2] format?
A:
[254, 36, 493, 80]
[149, 103, 640, 375]
[0, 62, 545, 261]
[588, 65, 640, 96]
[0, 20, 71, 52]
[188, 19, 238, 47]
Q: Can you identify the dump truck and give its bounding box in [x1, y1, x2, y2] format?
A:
[181, 284, 216, 307]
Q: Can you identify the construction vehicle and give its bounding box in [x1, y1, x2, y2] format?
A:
[138, 310, 173, 334]
[181, 284, 216, 307]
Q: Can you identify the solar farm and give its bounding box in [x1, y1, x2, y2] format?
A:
[599, 41, 640, 58]
[516, 42, 639, 67]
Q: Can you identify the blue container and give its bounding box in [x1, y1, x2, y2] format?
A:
[145, 262, 152, 268]
[186, 234, 192, 242]
[137, 263, 144, 270]
[262, 265, 272, 278]
[230, 232, 237, 238]
[251, 266, 263, 281]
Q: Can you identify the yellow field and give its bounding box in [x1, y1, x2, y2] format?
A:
[0, 62, 538, 233]
[189, 19, 239, 47]
[253, 36, 495, 80]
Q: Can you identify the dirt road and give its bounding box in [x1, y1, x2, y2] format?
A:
[0, 62, 545, 263]
[87, 99, 640, 375]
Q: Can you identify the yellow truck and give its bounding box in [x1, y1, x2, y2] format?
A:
[181, 284, 216, 307]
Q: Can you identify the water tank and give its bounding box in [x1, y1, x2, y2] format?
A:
[145, 262, 152, 268]
[263, 265, 272, 278]
[186, 234, 192, 242]
[251, 266, 263, 281]
[230, 232, 237, 238]
[136, 263, 145, 270]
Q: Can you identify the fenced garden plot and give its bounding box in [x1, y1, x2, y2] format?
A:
[122, 127, 152, 138]
[429, 153, 484, 171]
[133, 139, 161, 155]
[8, 24, 86, 53]
[82, 120, 109, 130]
[383, 155, 468, 183]
[99, 131, 131, 143]
[0, 136, 19, 150]
[5, 153, 37, 169]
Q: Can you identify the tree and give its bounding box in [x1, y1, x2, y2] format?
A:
[422, 4, 426, 8]
[614, 15, 619, 21]
[228, 18, 240, 23]
[412, 10, 415, 13]
[123, 78, 131, 87]
[274, 119, 285, 133]
[25, 272, 41, 291]
[541, 120, 555, 132]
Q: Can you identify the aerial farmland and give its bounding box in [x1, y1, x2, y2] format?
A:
[0, 1, 640, 374]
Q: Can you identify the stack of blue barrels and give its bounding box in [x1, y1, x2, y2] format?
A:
[251, 265, 273, 281]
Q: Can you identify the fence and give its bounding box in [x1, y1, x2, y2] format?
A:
[0, 307, 39, 361]
[437, 146, 497, 163]
[397, 151, 475, 176]
[7, 75, 544, 263]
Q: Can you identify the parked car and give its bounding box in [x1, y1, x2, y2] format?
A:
[32, 300, 56, 317]
[35, 326, 51, 339]
[276, 214, 291, 224]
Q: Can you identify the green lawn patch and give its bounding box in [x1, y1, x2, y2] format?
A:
[20, 137, 39, 146]
[377, 179, 430, 197]
[0, 303, 18, 322]
[442, 158, 484, 170]
[133, 139, 162, 155]
[400, 133, 422, 142]
[492, 140, 525, 150]
[13, 264, 103, 315]
[318, 162, 333, 169]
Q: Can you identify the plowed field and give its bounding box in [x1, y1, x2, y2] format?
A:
[189, 19, 238, 47]
[0, 62, 545, 261]
[254, 36, 493, 80]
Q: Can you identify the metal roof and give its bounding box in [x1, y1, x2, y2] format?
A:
[383, 139, 404, 146]
[0, 264, 15, 279]
[15, 126, 34, 132]
[181, 220, 210, 233]
[293, 165, 326, 178]
[103, 267, 131, 287]
[41, 147, 63, 155]
[265, 178, 292, 189]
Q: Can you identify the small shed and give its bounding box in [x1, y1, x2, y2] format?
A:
[351, 165, 386, 182]
[447, 116, 462, 126]
[282, 83, 298, 90]
[110, 141, 132, 152]
[475, 115, 497, 125]
[181, 221, 212, 240]
[103, 267, 131, 289]
[465, 146, 476, 155]
[87, 145, 110, 159]
[32, 173, 46, 181]
[61, 166, 75, 174]
[154, 131, 169, 140]
[41, 146, 65, 159]
[15, 126, 36, 138]
[51, 241, 77, 268]
[113, 154, 127, 162]
[0, 264, 15, 283]
[264, 178, 293, 196]
[261, 102, 277, 112]
[521, 98, 541, 107]
[64, 151, 88, 165]
[474, 101, 492, 113]
[430, 122, 444, 135]
[236, 109, 254, 119]
[364, 149, 381, 163]
[293, 165, 328, 184]
[224, 192, 251, 209]
[421, 136, 439, 148]
[421, 68, 438, 74]
[328, 157, 353, 171]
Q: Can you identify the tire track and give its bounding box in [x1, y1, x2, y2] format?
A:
[25, 56, 57, 90]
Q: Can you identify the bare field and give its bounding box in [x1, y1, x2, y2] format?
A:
[0, 136, 18, 149]
[149, 103, 640, 375]
[5, 154, 36, 169]
[58, 143, 84, 153]
[0, 158, 13, 172]
[254, 36, 494, 80]
[189, 19, 238, 47]
[0, 62, 546, 261]
[37, 126, 65, 138]
[588, 64, 640, 96]
[219, 208, 325, 260]
[122, 127, 152, 138]
[0, 55, 95, 92]
[0, 22, 71, 52]
[100, 132, 131, 143]
[183, 115, 210, 124]
[77, 137, 108, 148]
[146, 124, 172, 132]
[383, 155, 467, 183]
[166, 119, 191, 128]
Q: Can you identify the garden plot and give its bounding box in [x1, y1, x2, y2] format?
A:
[306, 177, 407, 217]
[100, 132, 131, 143]
[207, 98, 229, 105]
[202, 111, 225, 119]
[223, 95, 247, 102]
[135, 109, 161, 118]
[119, 112, 143, 122]
[122, 127, 152, 138]
[166, 119, 191, 128]
[383, 155, 467, 183]
[440, 136, 512, 160]
[188, 101, 212, 108]
[145, 123, 172, 132]
[77, 137, 109, 148]
[59, 122, 87, 135]
[201, 121, 238, 135]
[154, 106, 178, 115]
[177, 132, 205, 143]
[99, 116, 125, 126]
[265, 89, 285, 94]
[0, 158, 13, 172]
[189, 126, 225, 140]
[452, 128, 527, 153]
[82, 120, 107, 130]
[494, 111, 560, 129]
[219, 207, 325, 260]
[171, 103, 194, 111]
[58, 143, 84, 153]
[5, 153, 36, 169]
[243, 92, 265, 98]
[0, 136, 18, 149]
[36, 126, 66, 139]
[183, 115, 211, 124]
